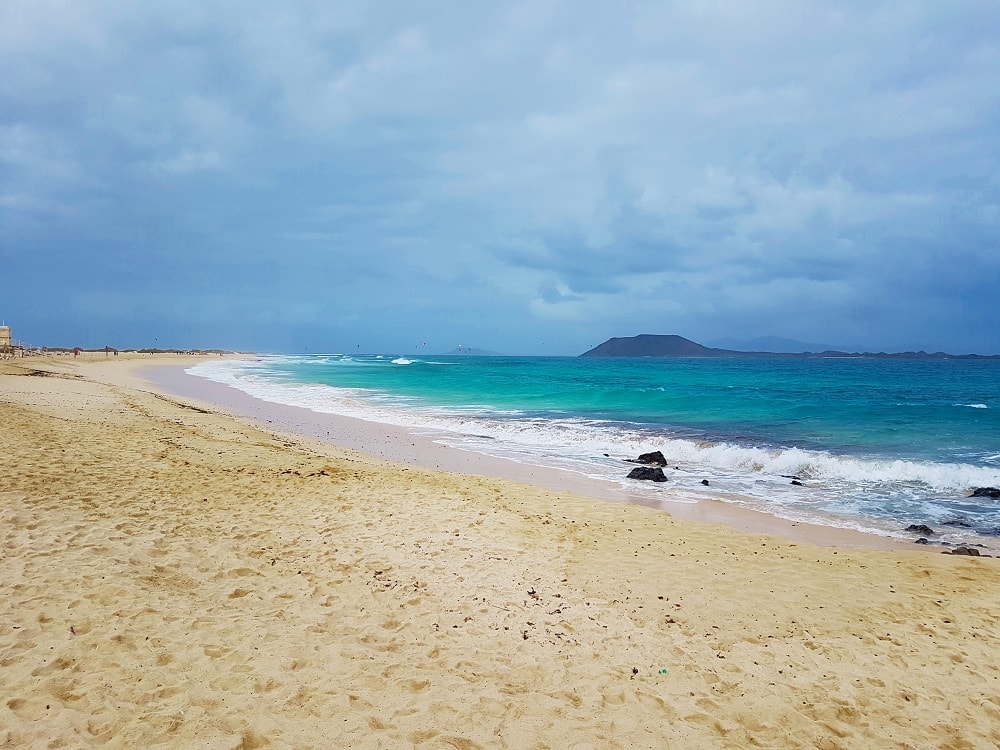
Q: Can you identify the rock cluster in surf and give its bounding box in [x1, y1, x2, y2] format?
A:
[623, 457, 1000, 555]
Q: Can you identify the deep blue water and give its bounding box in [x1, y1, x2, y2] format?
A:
[189, 354, 1000, 545]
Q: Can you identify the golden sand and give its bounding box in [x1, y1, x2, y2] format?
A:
[2, 356, 999, 749]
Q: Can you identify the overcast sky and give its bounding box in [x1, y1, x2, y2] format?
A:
[2, 1, 999, 354]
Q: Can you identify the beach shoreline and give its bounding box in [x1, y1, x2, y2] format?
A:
[139, 357, 942, 553]
[3, 354, 999, 749]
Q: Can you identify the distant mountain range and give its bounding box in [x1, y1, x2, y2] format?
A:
[706, 335, 862, 354]
[580, 334, 1000, 359]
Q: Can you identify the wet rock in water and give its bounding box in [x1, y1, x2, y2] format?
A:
[701, 479, 710, 486]
[790, 480, 804, 486]
[942, 519, 973, 528]
[627, 466, 668, 482]
[970, 487, 1000, 498]
[905, 524, 935, 536]
[634, 451, 667, 466]
[914, 538, 931, 545]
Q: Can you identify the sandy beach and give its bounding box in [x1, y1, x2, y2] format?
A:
[2, 354, 999, 749]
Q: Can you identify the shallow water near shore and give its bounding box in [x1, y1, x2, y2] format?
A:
[187, 354, 1000, 548]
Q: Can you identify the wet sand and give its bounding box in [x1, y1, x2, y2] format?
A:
[142, 360, 921, 552]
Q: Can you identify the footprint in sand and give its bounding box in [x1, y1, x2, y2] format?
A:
[6, 698, 49, 720]
[30, 656, 78, 677]
[404, 679, 431, 693]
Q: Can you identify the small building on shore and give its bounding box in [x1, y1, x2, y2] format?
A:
[0, 325, 17, 358]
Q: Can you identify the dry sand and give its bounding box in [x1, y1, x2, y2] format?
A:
[2, 355, 999, 749]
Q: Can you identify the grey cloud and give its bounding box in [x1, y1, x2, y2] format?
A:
[2, 1, 998, 353]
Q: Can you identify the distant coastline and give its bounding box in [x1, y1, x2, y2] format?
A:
[581, 334, 1000, 360]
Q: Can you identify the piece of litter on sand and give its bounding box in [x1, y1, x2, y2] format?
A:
[658, 668, 668, 674]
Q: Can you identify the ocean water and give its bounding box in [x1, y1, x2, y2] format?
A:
[188, 354, 1000, 547]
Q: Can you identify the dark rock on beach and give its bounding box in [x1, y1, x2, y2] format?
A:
[905, 524, 935, 536]
[634, 451, 667, 466]
[943, 547, 981, 556]
[914, 538, 930, 545]
[970, 487, 1000, 498]
[701, 479, 710, 486]
[627, 466, 668, 482]
[790, 480, 804, 486]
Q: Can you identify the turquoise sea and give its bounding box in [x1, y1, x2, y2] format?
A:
[188, 354, 1000, 546]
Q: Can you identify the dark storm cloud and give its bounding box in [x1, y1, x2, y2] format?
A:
[1, 1, 998, 353]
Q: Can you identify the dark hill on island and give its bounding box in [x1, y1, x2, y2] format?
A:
[580, 335, 717, 357]
[580, 334, 1000, 360]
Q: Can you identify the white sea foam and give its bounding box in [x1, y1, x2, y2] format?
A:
[188, 359, 999, 492]
[186, 358, 1000, 541]
[957, 403, 988, 409]
[392, 358, 414, 365]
